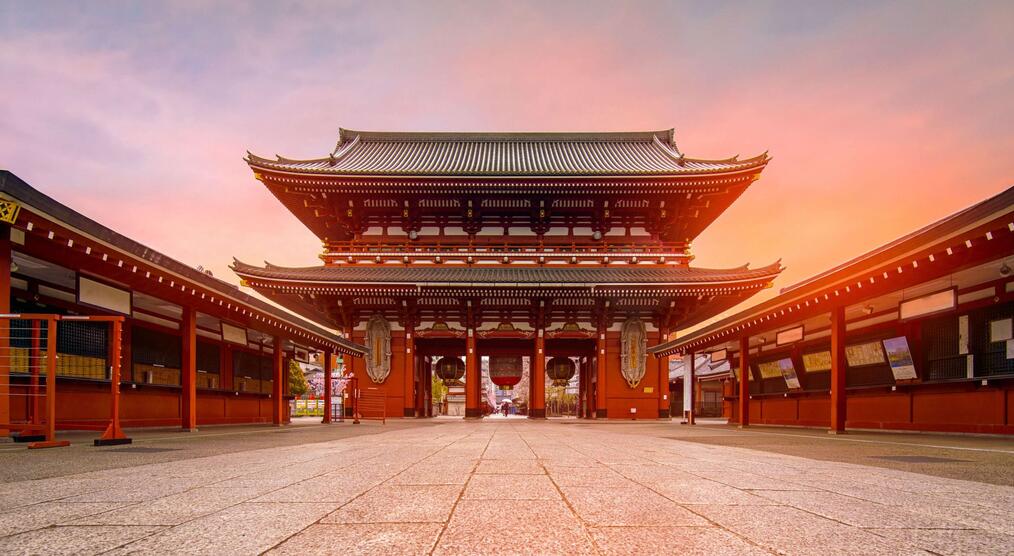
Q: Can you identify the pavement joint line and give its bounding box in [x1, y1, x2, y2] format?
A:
[427, 425, 494, 556]
[515, 422, 604, 556]
[561, 429, 779, 555]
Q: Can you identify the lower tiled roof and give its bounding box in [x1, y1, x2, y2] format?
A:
[232, 260, 782, 286]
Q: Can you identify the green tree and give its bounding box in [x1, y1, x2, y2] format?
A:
[431, 373, 448, 403]
[288, 360, 309, 397]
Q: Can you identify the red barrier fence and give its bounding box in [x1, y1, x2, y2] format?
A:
[0, 313, 130, 449]
[347, 377, 386, 424]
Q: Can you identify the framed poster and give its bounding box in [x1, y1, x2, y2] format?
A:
[881, 336, 917, 380]
[775, 326, 803, 346]
[845, 341, 885, 367]
[710, 349, 727, 363]
[757, 360, 783, 379]
[778, 358, 801, 389]
[802, 350, 832, 372]
[989, 318, 1012, 343]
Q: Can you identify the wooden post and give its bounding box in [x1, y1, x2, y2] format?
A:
[830, 306, 847, 434]
[180, 307, 197, 431]
[465, 328, 480, 418]
[595, 326, 607, 418]
[738, 335, 749, 427]
[29, 317, 69, 448]
[687, 352, 696, 425]
[530, 329, 546, 419]
[272, 335, 284, 426]
[96, 318, 130, 445]
[403, 327, 415, 417]
[322, 349, 333, 424]
[0, 225, 10, 438]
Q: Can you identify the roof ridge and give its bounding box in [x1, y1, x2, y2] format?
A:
[335, 129, 676, 143]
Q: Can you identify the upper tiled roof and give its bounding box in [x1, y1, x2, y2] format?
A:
[231, 260, 783, 287]
[246, 129, 769, 177]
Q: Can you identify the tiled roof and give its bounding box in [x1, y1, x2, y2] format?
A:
[232, 260, 783, 287]
[246, 129, 769, 177]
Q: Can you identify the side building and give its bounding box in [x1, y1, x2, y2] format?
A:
[0, 171, 366, 437]
[652, 185, 1014, 434]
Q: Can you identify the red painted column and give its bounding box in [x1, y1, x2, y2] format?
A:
[688, 352, 696, 425]
[738, 335, 750, 427]
[596, 326, 607, 418]
[322, 350, 333, 424]
[272, 335, 284, 426]
[465, 328, 480, 418]
[830, 305, 847, 434]
[658, 328, 670, 419]
[180, 307, 197, 431]
[0, 224, 10, 437]
[403, 326, 415, 417]
[530, 330, 546, 419]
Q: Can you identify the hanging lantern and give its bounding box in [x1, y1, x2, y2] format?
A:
[489, 356, 523, 390]
[435, 356, 465, 384]
[546, 357, 576, 387]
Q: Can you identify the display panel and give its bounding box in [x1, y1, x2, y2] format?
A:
[802, 350, 832, 372]
[710, 349, 727, 363]
[757, 360, 783, 379]
[778, 358, 801, 389]
[845, 341, 886, 367]
[882, 336, 918, 380]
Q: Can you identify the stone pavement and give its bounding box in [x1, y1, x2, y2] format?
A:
[0, 420, 1011, 555]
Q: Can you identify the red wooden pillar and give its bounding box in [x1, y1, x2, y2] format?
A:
[530, 330, 546, 419]
[272, 335, 284, 425]
[0, 225, 10, 437]
[465, 328, 480, 418]
[595, 326, 607, 419]
[830, 305, 847, 434]
[180, 307, 197, 431]
[658, 328, 670, 419]
[403, 326, 415, 417]
[687, 352, 696, 425]
[322, 349, 333, 424]
[738, 335, 749, 427]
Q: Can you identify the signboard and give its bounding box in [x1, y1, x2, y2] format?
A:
[990, 318, 1013, 343]
[845, 341, 885, 367]
[775, 326, 804, 346]
[79, 276, 131, 315]
[222, 322, 248, 345]
[900, 289, 955, 320]
[710, 349, 727, 363]
[802, 351, 832, 372]
[777, 358, 801, 389]
[882, 336, 918, 380]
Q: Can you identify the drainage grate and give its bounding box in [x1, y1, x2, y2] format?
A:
[101, 447, 180, 454]
[871, 455, 969, 463]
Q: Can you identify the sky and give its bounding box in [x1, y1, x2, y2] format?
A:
[1, 1, 1012, 335]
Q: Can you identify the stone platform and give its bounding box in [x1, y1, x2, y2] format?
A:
[0, 419, 1010, 555]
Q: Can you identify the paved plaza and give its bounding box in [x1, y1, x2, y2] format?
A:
[0, 420, 1011, 555]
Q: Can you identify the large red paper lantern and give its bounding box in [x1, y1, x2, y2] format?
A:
[489, 356, 523, 390]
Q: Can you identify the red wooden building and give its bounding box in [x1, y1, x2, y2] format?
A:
[235, 129, 780, 419]
[0, 171, 366, 439]
[652, 185, 1014, 434]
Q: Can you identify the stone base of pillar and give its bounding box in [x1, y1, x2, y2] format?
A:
[657, 409, 670, 419]
[528, 408, 546, 419]
[403, 408, 415, 417]
[595, 409, 607, 419]
[181, 427, 199, 432]
[828, 429, 847, 435]
[464, 408, 483, 418]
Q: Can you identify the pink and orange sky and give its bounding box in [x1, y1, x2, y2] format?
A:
[2, 1, 1012, 333]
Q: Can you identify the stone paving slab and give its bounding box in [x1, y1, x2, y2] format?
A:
[0, 420, 1011, 555]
